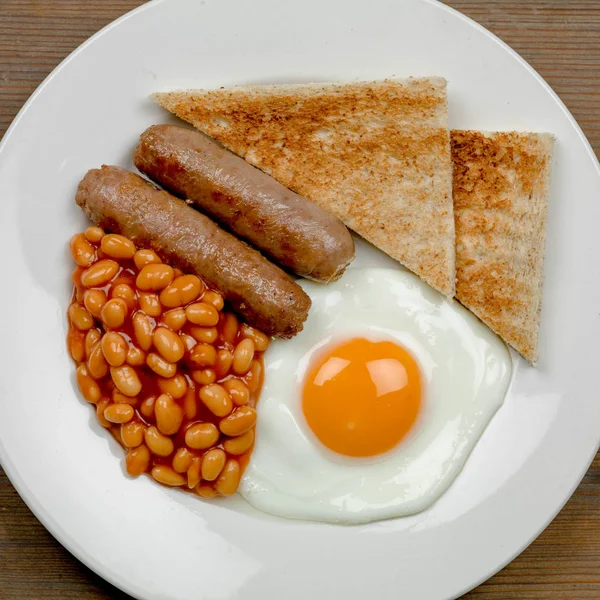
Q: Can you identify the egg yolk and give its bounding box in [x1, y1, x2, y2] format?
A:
[302, 338, 422, 457]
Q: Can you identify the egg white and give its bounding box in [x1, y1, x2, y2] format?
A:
[239, 268, 512, 524]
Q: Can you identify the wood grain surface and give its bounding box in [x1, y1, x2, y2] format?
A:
[1, 1, 599, 598]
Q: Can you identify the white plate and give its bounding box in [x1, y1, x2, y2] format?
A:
[1, 0, 599, 598]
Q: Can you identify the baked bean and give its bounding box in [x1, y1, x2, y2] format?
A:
[157, 374, 188, 399]
[132, 311, 154, 351]
[201, 448, 226, 482]
[144, 425, 174, 457]
[84, 329, 102, 359]
[68, 303, 94, 331]
[215, 459, 241, 496]
[182, 387, 197, 420]
[246, 360, 263, 393]
[133, 248, 161, 270]
[199, 383, 232, 417]
[121, 421, 145, 448]
[104, 403, 134, 424]
[153, 327, 185, 363]
[188, 326, 218, 344]
[112, 390, 139, 406]
[146, 352, 177, 378]
[140, 394, 157, 420]
[84, 226, 104, 244]
[162, 308, 187, 331]
[72, 266, 84, 287]
[111, 284, 137, 312]
[222, 378, 250, 406]
[83, 289, 107, 319]
[101, 234, 136, 260]
[68, 329, 86, 363]
[110, 365, 142, 397]
[215, 349, 233, 379]
[80, 259, 119, 288]
[219, 406, 257, 437]
[138, 292, 162, 317]
[159, 275, 203, 308]
[196, 485, 218, 499]
[136, 264, 174, 291]
[187, 457, 202, 489]
[186, 302, 219, 327]
[232, 338, 255, 375]
[101, 331, 128, 367]
[101, 298, 128, 329]
[191, 369, 216, 386]
[152, 465, 185, 487]
[180, 333, 197, 355]
[172, 447, 194, 473]
[95, 399, 111, 427]
[126, 444, 150, 476]
[70, 233, 96, 267]
[239, 324, 270, 352]
[202, 290, 224, 311]
[68, 229, 267, 500]
[76, 364, 101, 403]
[126, 345, 146, 367]
[87, 341, 110, 380]
[190, 343, 217, 368]
[185, 422, 219, 450]
[112, 268, 135, 283]
[112, 426, 124, 452]
[223, 428, 254, 455]
[155, 393, 184, 435]
[220, 313, 239, 344]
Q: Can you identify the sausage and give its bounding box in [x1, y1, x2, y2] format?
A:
[75, 165, 311, 338]
[133, 124, 355, 282]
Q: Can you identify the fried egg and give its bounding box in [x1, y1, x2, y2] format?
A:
[239, 268, 512, 524]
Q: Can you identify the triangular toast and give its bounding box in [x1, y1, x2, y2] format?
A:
[451, 130, 554, 364]
[154, 79, 455, 296]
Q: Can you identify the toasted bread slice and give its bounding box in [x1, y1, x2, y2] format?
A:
[451, 130, 554, 364]
[154, 79, 456, 296]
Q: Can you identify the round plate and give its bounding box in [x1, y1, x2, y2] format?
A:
[1, 0, 599, 598]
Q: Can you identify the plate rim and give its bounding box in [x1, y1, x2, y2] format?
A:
[1, 1, 599, 599]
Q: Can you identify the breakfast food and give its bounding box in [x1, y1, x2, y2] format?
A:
[65, 68, 555, 521]
[134, 124, 355, 282]
[451, 130, 555, 364]
[153, 78, 456, 297]
[76, 165, 311, 338]
[67, 227, 268, 497]
[240, 268, 512, 523]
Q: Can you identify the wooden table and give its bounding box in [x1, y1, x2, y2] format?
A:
[1, 1, 599, 598]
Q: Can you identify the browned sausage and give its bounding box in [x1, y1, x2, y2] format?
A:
[133, 124, 355, 282]
[75, 165, 311, 338]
